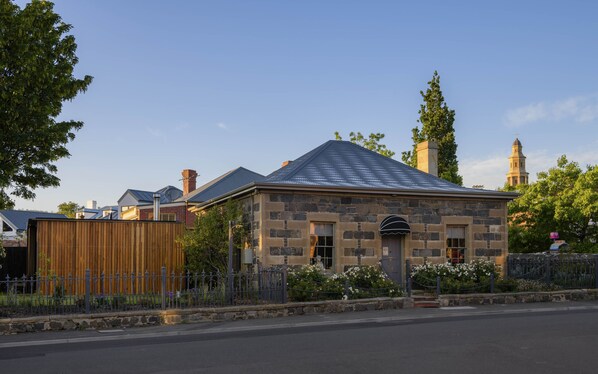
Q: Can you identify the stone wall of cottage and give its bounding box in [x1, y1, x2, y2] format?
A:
[256, 192, 508, 274]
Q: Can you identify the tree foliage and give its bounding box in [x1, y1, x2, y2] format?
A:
[179, 200, 249, 274]
[334, 131, 395, 158]
[0, 0, 93, 209]
[57, 201, 81, 218]
[402, 71, 462, 185]
[508, 156, 598, 253]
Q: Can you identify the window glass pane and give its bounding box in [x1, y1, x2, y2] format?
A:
[2, 221, 13, 232]
[311, 223, 333, 236]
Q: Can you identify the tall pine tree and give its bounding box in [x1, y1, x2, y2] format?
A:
[402, 71, 462, 185]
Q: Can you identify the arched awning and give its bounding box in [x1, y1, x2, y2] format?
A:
[380, 215, 410, 236]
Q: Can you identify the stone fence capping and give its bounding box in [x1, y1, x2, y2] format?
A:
[2, 290, 598, 335]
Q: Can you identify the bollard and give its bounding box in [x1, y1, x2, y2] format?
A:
[436, 276, 441, 296]
[490, 273, 495, 293]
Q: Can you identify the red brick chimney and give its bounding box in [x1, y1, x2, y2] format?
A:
[182, 169, 198, 195]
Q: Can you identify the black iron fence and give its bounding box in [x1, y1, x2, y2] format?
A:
[407, 254, 598, 296]
[0, 267, 286, 318]
[507, 253, 598, 289]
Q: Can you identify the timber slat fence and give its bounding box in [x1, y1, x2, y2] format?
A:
[28, 219, 186, 295]
[0, 268, 285, 318]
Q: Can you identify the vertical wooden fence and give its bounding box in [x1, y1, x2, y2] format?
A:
[27, 219, 186, 295]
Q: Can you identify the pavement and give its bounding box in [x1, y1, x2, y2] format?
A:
[2, 299, 598, 348]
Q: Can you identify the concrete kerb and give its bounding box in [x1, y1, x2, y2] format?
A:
[2, 289, 598, 335]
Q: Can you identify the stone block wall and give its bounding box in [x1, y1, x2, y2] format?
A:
[257, 192, 508, 273]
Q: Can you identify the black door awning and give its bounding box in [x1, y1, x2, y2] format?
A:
[380, 215, 410, 236]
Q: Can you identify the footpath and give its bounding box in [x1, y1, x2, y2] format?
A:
[1, 288, 597, 336]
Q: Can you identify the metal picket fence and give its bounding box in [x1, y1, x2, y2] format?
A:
[507, 253, 598, 289]
[0, 267, 286, 318]
[406, 254, 598, 297]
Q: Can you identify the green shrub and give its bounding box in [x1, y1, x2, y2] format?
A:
[52, 282, 65, 306]
[411, 260, 500, 294]
[343, 266, 402, 299]
[287, 265, 328, 301]
[110, 295, 127, 308]
[515, 279, 563, 292]
[494, 278, 518, 292]
[287, 265, 402, 301]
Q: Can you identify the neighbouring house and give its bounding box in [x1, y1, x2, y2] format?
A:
[75, 200, 118, 220]
[0, 210, 67, 244]
[0, 210, 67, 278]
[190, 140, 517, 284]
[117, 185, 183, 220]
[134, 168, 265, 228]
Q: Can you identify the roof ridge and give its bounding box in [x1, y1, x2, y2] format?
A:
[275, 140, 336, 181]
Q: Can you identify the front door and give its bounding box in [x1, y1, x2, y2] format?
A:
[381, 236, 403, 285]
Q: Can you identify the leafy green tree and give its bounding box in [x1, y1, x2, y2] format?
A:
[508, 156, 598, 253]
[179, 200, 249, 274]
[402, 71, 462, 185]
[0, 0, 93, 209]
[57, 201, 82, 218]
[334, 131, 395, 158]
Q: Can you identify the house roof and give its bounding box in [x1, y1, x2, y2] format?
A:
[265, 140, 487, 193]
[118, 186, 182, 205]
[194, 140, 516, 209]
[88, 206, 119, 220]
[0, 210, 67, 231]
[176, 167, 265, 204]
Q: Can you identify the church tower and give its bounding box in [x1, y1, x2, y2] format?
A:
[507, 138, 529, 186]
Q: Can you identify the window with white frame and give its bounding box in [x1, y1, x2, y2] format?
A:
[446, 226, 466, 264]
[309, 223, 334, 269]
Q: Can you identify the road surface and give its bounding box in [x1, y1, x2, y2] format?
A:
[1, 301, 598, 373]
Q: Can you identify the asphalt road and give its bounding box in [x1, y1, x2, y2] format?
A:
[2, 302, 598, 374]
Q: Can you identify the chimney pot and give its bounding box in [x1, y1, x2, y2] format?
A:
[416, 141, 438, 177]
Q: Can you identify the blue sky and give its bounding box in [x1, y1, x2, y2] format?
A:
[12, 0, 598, 212]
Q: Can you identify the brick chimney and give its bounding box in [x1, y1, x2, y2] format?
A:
[416, 141, 438, 177]
[182, 169, 198, 195]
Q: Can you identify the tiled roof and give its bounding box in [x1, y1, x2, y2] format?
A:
[0, 210, 67, 231]
[177, 167, 265, 203]
[264, 140, 500, 195]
